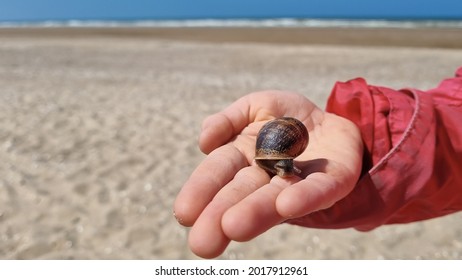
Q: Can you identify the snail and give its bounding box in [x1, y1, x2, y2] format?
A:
[255, 117, 309, 178]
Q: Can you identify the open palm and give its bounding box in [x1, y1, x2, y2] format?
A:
[174, 90, 363, 258]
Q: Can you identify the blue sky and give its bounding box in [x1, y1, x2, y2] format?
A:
[1, 0, 462, 22]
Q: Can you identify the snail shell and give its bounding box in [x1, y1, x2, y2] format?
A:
[255, 117, 309, 178]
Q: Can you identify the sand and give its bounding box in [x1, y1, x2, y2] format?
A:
[0, 27, 462, 259]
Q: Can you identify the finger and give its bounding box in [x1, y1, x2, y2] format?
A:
[276, 172, 355, 219]
[188, 201, 231, 259]
[174, 144, 248, 227]
[200, 91, 320, 154]
[188, 166, 269, 258]
[199, 96, 251, 154]
[221, 176, 300, 242]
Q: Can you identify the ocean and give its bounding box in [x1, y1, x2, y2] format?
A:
[1, 18, 462, 29]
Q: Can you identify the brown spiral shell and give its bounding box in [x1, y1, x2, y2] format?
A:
[255, 117, 309, 177]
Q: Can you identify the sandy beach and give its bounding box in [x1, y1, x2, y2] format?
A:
[0, 27, 462, 259]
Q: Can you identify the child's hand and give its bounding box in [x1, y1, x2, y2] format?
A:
[174, 90, 363, 258]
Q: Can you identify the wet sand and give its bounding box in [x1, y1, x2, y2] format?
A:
[0, 27, 461, 259]
[2, 26, 462, 48]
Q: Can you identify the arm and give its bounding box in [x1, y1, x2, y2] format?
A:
[288, 66, 462, 231]
[174, 67, 462, 258]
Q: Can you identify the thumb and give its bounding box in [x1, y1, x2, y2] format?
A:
[276, 170, 355, 219]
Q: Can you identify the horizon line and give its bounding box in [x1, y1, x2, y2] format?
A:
[2, 15, 462, 23]
[1, 17, 462, 29]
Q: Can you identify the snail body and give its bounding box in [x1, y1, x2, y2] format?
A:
[255, 117, 309, 178]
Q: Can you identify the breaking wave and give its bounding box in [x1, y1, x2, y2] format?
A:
[1, 18, 462, 28]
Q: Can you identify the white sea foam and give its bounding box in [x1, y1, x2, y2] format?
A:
[1, 18, 462, 29]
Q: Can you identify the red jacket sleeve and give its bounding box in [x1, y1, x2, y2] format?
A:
[288, 67, 462, 231]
